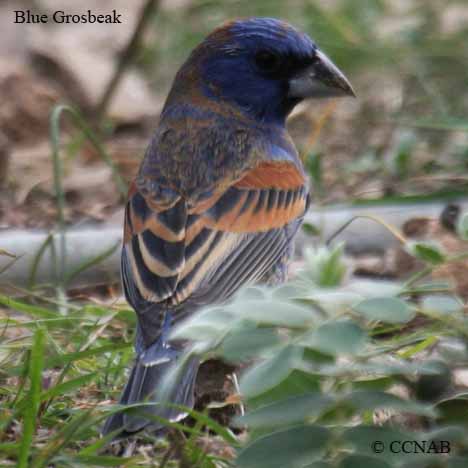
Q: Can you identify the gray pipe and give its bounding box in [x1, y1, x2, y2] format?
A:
[0, 201, 462, 289]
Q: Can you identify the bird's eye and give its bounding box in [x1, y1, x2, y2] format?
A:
[254, 50, 282, 73]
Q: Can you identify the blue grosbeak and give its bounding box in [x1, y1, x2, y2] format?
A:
[103, 17, 354, 436]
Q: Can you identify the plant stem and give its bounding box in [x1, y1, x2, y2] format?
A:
[95, 0, 161, 120]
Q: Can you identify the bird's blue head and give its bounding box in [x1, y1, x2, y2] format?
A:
[166, 18, 354, 125]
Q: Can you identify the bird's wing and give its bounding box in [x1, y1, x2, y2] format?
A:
[122, 160, 309, 343]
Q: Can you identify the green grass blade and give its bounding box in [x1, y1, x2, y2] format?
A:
[63, 242, 119, 287]
[14, 373, 97, 414]
[59, 454, 135, 466]
[400, 117, 468, 132]
[41, 373, 97, 401]
[47, 103, 127, 296]
[45, 342, 132, 367]
[27, 233, 54, 289]
[0, 295, 57, 319]
[32, 409, 94, 467]
[78, 431, 118, 456]
[17, 327, 45, 468]
[49, 104, 127, 200]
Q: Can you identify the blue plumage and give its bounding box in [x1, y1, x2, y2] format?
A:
[200, 18, 317, 122]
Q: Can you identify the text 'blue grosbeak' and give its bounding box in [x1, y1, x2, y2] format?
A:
[103, 17, 354, 436]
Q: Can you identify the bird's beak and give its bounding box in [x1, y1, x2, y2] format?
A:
[288, 49, 355, 99]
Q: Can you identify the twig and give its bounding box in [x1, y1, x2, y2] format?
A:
[326, 214, 407, 247]
[95, 0, 161, 120]
[231, 373, 244, 416]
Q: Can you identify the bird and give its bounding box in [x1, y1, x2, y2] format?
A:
[102, 17, 354, 437]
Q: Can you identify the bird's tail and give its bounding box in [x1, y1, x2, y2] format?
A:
[102, 335, 199, 437]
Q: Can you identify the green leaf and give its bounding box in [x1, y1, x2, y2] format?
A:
[423, 425, 467, 445]
[301, 320, 367, 356]
[416, 360, 452, 402]
[421, 295, 463, 316]
[271, 283, 307, 301]
[302, 347, 336, 365]
[353, 297, 415, 323]
[235, 286, 268, 301]
[171, 322, 228, 343]
[303, 244, 347, 287]
[303, 463, 332, 468]
[343, 279, 402, 298]
[235, 393, 335, 429]
[406, 241, 446, 265]
[310, 359, 439, 378]
[237, 425, 330, 468]
[339, 454, 392, 468]
[343, 426, 410, 461]
[170, 306, 236, 342]
[352, 377, 392, 391]
[436, 394, 468, 427]
[248, 369, 320, 408]
[18, 328, 45, 468]
[229, 300, 316, 328]
[240, 345, 302, 398]
[221, 327, 281, 363]
[306, 291, 363, 311]
[343, 390, 436, 416]
[405, 280, 452, 293]
[446, 457, 468, 468]
[437, 339, 467, 362]
[302, 222, 322, 236]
